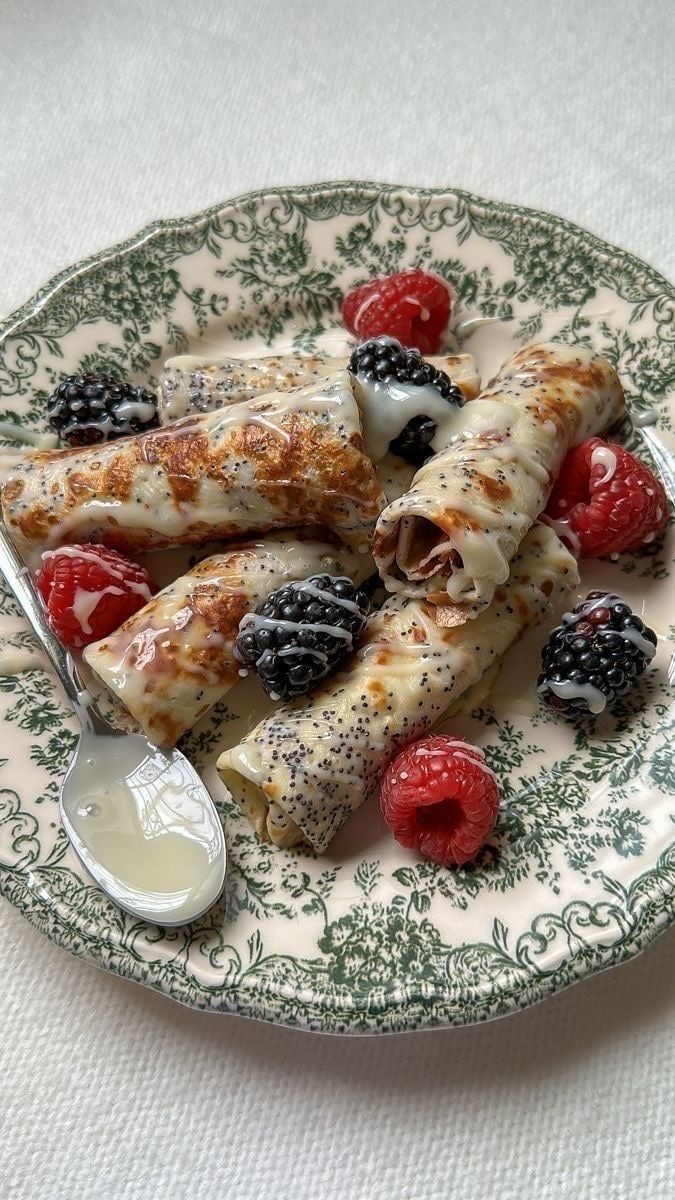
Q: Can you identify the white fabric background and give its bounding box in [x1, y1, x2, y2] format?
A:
[1, 1, 673, 1197]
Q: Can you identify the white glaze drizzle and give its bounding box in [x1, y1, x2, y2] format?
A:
[41, 545, 153, 602]
[538, 591, 657, 714]
[112, 398, 157, 424]
[540, 514, 582, 556]
[158, 350, 479, 426]
[294, 578, 364, 616]
[374, 343, 625, 608]
[226, 743, 268, 787]
[618, 625, 658, 658]
[239, 612, 354, 647]
[560, 593, 656, 654]
[72, 585, 124, 635]
[353, 291, 381, 330]
[386, 736, 495, 784]
[277, 644, 329, 664]
[203, 379, 345, 440]
[238, 576, 364, 673]
[353, 375, 461, 463]
[5, 372, 378, 563]
[84, 534, 367, 743]
[0, 421, 58, 449]
[590, 444, 617, 485]
[450, 436, 550, 486]
[539, 677, 607, 714]
[561, 592, 616, 626]
[217, 525, 576, 851]
[491, 441, 550, 484]
[61, 396, 157, 441]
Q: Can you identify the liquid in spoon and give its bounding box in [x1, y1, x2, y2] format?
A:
[62, 733, 225, 925]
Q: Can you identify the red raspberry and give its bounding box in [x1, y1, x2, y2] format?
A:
[36, 544, 155, 649]
[380, 734, 499, 866]
[547, 437, 669, 557]
[342, 269, 452, 355]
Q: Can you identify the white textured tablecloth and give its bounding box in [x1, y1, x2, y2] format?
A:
[1, 2, 673, 1198]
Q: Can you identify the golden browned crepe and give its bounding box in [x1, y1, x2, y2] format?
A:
[217, 523, 578, 851]
[158, 352, 481, 422]
[372, 343, 625, 614]
[84, 532, 368, 746]
[1, 372, 385, 565]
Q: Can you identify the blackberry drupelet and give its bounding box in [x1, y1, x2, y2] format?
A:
[348, 337, 464, 466]
[47, 372, 159, 446]
[537, 591, 657, 716]
[234, 574, 370, 701]
[388, 414, 438, 467]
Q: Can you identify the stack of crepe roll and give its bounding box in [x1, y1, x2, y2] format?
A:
[1, 353, 480, 746]
[0, 342, 625, 852]
[217, 343, 624, 849]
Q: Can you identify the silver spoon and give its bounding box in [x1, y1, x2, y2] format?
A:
[0, 525, 226, 926]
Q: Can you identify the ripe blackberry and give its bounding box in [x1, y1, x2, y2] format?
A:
[348, 337, 464, 466]
[538, 591, 657, 716]
[234, 574, 370, 701]
[47, 372, 159, 446]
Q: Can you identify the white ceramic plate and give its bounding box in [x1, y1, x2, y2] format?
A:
[0, 182, 673, 1032]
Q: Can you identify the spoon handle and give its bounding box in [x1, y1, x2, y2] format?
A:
[0, 523, 99, 725]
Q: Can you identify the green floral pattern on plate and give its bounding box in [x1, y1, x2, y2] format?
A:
[0, 182, 673, 1032]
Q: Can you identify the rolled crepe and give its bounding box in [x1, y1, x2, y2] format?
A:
[158, 352, 481, 422]
[372, 343, 624, 612]
[217, 523, 579, 851]
[84, 532, 366, 746]
[1, 372, 384, 565]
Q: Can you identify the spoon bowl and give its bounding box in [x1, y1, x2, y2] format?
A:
[0, 524, 226, 926]
[61, 730, 226, 925]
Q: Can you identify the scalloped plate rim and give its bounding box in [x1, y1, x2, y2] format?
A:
[3, 180, 673, 341]
[0, 180, 673, 1033]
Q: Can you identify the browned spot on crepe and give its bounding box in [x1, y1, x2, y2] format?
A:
[2, 478, 24, 503]
[435, 507, 485, 536]
[12, 505, 61, 543]
[432, 605, 470, 629]
[475, 472, 513, 501]
[367, 679, 387, 703]
[372, 527, 398, 560]
[426, 589, 455, 606]
[142, 427, 211, 504]
[515, 593, 530, 618]
[1, 386, 383, 556]
[234, 413, 382, 529]
[539, 359, 608, 392]
[370, 648, 392, 666]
